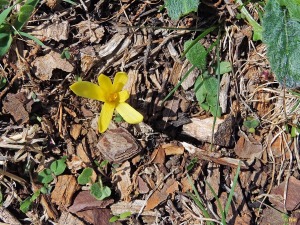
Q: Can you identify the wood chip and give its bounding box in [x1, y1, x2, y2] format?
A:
[70, 124, 82, 140]
[58, 211, 85, 225]
[113, 161, 132, 201]
[51, 175, 79, 208]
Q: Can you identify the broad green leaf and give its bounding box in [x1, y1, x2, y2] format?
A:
[194, 76, 206, 104]
[165, 0, 199, 20]
[18, 5, 34, 23]
[90, 183, 111, 200]
[0, 0, 9, 8]
[0, 33, 12, 57]
[209, 105, 221, 118]
[0, 5, 13, 26]
[184, 40, 207, 69]
[77, 167, 93, 185]
[50, 158, 66, 176]
[203, 76, 218, 95]
[200, 102, 209, 111]
[278, 0, 300, 21]
[217, 61, 232, 74]
[262, 0, 300, 88]
[206, 94, 218, 107]
[37, 168, 54, 184]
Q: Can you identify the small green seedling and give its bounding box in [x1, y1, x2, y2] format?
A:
[187, 157, 198, 171]
[78, 167, 111, 200]
[243, 117, 260, 133]
[109, 212, 131, 222]
[20, 189, 41, 213]
[61, 48, 71, 59]
[77, 167, 93, 185]
[114, 113, 124, 123]
[37, 156, 67, 184]
[290, 125, 300, 138]
[90, 177, 111, 200]
[0, 0, 45, 57]
[94, 159, 109, 170]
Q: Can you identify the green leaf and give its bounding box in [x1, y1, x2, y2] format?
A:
[13, 0, 40, 30]
[37, 168, 54, 184]
[20, 197, 32, 213]
[50, 158, 67, 176]
[217, 61, 232, 74]
[203, 76, 218, 95]
[184, 40, 207, 69]
[109, 215, 120, 222]
[243, 118, 260, 129]
[0, 5, 14, 26]
[209, 105, 221, 118]
[30, 190, 41, 202]
[0, 77, 6, 89]
[200, 102, 209, 111]
[0, 32, 12, 57]
[18, 31, 46, 47]
[119, 211, 131, 219]
[279, 0, 300, 21]
[206, 94, 218, 107]
[90, 183, 111, 200]
[194, 76, 206, 104]
[165, 0, 199, 20]
[77, 167, 93, 185]
[262, 0, 300, 88]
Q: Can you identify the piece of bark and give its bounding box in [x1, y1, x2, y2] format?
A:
[110, 200, 160, 217]
[70, 124, 82, 140]
[113, 161, 132, 201]
[97, 128, 140, 163]
[51, 175, 79, 208]
[182, 117, 224, 143]
[0, 206, 21, 225]
[58, 211, 85, 225]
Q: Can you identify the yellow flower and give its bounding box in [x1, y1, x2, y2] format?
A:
[70, 72, 143, 133]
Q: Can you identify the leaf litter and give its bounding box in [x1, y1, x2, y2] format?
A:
[0, 0, 300, 224]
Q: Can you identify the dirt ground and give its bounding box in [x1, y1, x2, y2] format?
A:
[0, 0, 300, 224]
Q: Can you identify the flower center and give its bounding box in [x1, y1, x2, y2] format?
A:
[107, 93, 118, 102]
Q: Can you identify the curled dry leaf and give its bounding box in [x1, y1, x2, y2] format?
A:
[32, 51, 74, 80]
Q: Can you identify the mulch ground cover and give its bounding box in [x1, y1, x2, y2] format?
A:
[0, 0, 300, 224]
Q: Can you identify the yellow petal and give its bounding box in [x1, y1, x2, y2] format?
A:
[98, 74, 113, 94]
[118, 90, 129, 102]
[116, 102, 143, 124]
[113, 72, 128, 92]
[70, 81, 105, 101]
[98, 102, 115, 133]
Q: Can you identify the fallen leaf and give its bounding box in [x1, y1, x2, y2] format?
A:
[270, 176, 300, 211]
[2, 93, 30, 125]
[31, 21, 69, 42]
[137, 176, 150, 194]
[234, 133, 263, 159]
[70, 124, 82, 140]
[32, 51, 74, 80]
[68, 191, 113, 213]
[151, 147, 165, 164]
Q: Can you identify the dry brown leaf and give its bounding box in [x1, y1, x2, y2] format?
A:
[2, 93, 30, 125]
[180, 176, 193, 193]
[32, 51, 74, 80]
[234, 133, 263, 159]
[270, 176, 300, 211]
[137, 176, 150, 194]
[31, 21, 69, 42]
[75, 21, 105, 43]
[51, 175, 79, 208]
[151, 147, 166, 164]
[68, 191, 113, 213]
